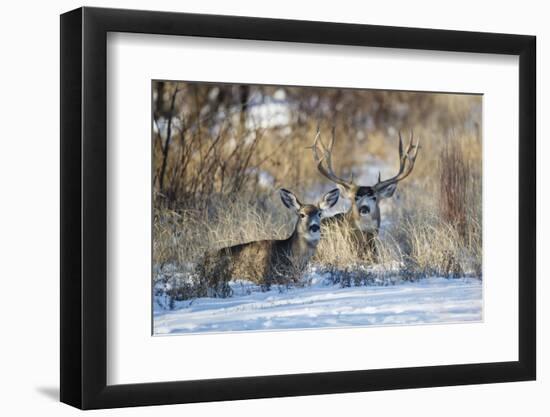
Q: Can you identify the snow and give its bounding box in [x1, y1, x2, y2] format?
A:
[246, 100, 291, 129]
[153, 116, 183, 140]
[245, 167, 276, 188]
[153, 276, 482, 335]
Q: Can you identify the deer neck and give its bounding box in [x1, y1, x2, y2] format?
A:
[287, 226, 317, 260]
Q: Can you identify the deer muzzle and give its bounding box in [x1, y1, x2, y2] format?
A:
[309, 224, 320, 233]
[359, 206, 370, 215]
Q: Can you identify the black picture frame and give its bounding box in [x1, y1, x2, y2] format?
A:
[60, 6, 536, 410]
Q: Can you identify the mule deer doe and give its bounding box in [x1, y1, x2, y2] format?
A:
[199, 188, 340, 292]
[311, 128, 419, 255]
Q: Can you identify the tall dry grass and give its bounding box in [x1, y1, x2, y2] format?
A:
[153, 192, 293, 266]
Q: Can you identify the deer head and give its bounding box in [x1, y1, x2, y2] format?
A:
[280, 188, 340, 246]
[311, 128, 419, 234]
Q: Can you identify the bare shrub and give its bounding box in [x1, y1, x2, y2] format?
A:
[439, 140, 468, 239]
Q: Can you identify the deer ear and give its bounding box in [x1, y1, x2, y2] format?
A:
[335, 184, 354, 200]
[279, 188, 302, 210]
[319, 188, 340, 211]
[376, 183, 397, 199]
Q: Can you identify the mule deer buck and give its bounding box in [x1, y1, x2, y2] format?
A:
[199, 188, 340, 292]
[311, 128, 419, 255]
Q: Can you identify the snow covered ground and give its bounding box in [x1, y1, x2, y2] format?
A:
[153, 276, 482, 335]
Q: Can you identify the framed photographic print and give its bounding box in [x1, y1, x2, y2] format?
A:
[60, 6, 536, 410]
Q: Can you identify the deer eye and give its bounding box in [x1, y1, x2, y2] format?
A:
[300, 213, 306, 219]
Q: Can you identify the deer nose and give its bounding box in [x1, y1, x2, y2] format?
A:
[309, 224, 320, 233]
[360, 206, 370, 215]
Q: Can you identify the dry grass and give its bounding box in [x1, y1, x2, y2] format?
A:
[153, 192, 293, 267]
[315, 192, 482, 281]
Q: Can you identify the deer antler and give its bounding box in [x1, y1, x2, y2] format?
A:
[311, 127, 355, 189]
[374, 131, 420, 191]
